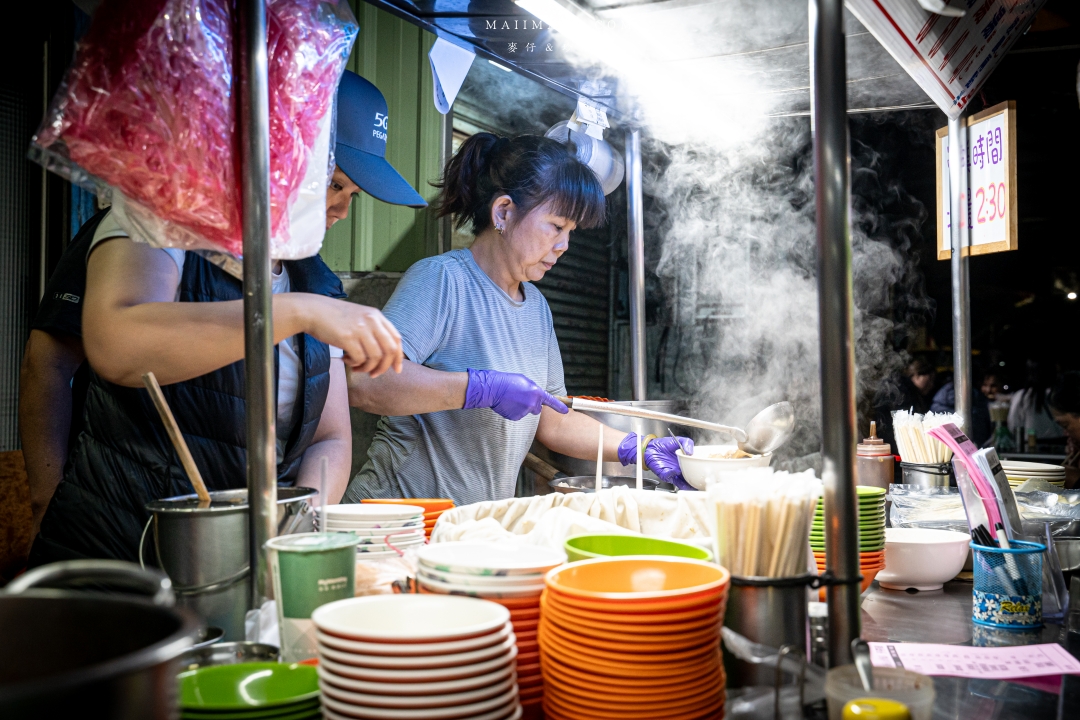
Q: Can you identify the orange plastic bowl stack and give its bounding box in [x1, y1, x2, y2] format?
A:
[361, 499, 455, 540]
[539, 556, 730, 720]
[812, 551, 885, 601]
[416, 543, 566, 717]
[311, 595, 522, 720]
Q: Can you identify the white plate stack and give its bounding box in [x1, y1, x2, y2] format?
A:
[1001, 460, 1066, 489]
[312, 595, 522, 720]
[322, 504, 426, 560]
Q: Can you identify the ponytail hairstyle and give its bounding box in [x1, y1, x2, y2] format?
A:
[433, 133, 606, 235]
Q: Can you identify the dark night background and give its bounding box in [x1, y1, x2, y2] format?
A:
[848, 0, 1080, 390]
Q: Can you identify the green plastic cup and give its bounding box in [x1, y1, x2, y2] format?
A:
[267, 532, 359, 662]
[564, 534, 711, 563]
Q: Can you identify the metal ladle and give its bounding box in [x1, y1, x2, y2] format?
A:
[558, 398, 795, 455]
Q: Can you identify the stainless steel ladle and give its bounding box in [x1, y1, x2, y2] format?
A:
[558, 398, 795, 456]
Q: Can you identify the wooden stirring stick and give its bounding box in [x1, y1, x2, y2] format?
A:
[142, 372, 211, 506]
[595, 423, 604, 493]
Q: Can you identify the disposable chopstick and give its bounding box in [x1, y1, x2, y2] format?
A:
[595, 424, 603, 493]
[142, 372, 211, 506]
[635, 436, 643, 491]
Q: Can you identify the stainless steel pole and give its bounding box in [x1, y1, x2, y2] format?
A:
[625, 130, 647, 401]
[810, 0, 861, 667]
[948, 115, 972, 431]
[239, 0, 277, 609]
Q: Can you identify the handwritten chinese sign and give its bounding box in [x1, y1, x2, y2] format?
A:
[846, 0, 1046, 119]
[936, 101, 1017, 259]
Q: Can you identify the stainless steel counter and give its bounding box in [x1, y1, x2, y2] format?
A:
[856, 581, 1078, 719]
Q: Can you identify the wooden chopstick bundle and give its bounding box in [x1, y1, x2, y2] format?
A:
[892, 410, 963, 464]
[707, 469, 822, 578]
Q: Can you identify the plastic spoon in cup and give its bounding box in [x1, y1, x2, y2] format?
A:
[851, 639, 874, 692]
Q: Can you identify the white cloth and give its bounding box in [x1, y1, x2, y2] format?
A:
[430, 487, 717, 555]
[88, 211, 342, 431]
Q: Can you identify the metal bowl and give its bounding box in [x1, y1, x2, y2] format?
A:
[177, 641, 279, 672]
[549, 476, 662, 494]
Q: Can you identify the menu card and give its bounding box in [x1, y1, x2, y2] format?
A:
[869, 642, 1080, 680]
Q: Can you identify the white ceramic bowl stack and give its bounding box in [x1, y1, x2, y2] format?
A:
[312, 595, 522, 720]
[416, 544, 566, 714]
[1000, 460, 1066, 489]
[322, 504, 426, 560]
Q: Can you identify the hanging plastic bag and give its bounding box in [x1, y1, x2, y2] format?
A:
[30, 0, 357, 259]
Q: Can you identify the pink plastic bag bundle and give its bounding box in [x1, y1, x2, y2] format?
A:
[32, 0, 357, 258]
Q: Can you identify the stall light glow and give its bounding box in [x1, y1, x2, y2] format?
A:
[488, 60, 513, 72]
[514, 0, 591, 37]
[1069, 292, 1077, 300]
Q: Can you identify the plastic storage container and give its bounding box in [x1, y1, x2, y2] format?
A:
[825, 666, 933, 720]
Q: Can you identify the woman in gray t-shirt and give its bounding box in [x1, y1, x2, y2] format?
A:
[345, 134, 692, 505]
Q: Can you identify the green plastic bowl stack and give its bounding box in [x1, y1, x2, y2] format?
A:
[178, 662, 321, 720]
[809, 486, 887, 553]
[564, 534, 712, 563]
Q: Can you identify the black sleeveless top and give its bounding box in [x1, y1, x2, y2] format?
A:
[30, 249, 345, 565]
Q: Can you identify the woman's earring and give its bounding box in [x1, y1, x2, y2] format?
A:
[495, 224, 504, 235]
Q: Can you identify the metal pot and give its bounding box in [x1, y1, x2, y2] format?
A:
[0, 560, 200, 719]
[142, 487, 316, 641]
[548, 475, 665, 493]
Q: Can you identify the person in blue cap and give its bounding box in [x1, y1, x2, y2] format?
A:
[24, 71, 420, 567]
[345, 133, 694, 506]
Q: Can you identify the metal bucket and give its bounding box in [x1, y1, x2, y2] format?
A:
[141, 487, 316, 640]
[899, 462, 953, 488]
[723, 574, 812, 688]
[547, 475, 663, 493]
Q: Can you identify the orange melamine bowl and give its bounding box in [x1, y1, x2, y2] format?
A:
[363, 498, 454, 513]
[540, 613, 717, 651]
[541, 613, 718, 652]
[539, 651, 719, 687]
[544, 688, 724, 720]
[539, 594, 720, 637]
[544, 681, 724, 715]
[547, 663, 722, 700]
[538, 629, 719, 673]
[539, 592, 722, 627]
[545, 557, 729, 601]
[542, 584, 725, 615]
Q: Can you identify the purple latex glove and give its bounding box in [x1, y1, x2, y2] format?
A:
[618, 433, 696, 491]
[463, 368, 568, 421]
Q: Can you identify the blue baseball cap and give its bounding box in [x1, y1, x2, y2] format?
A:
[335, 71, 427, 208]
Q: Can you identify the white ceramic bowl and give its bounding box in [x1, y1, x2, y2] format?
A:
[322, 691, 521, 720]
[317, 633, 516, 670]
[675, 444, 773, 490]
[319, 650, 516, 683]
[418, 567, 544, 587]
[322, 689, 520, 720]
[418, 543, 565, 576]
[325, 504, 426, 520]
[317, 623, 512, 657]
[319, 672, 517, 709]
[326, 519, 424, 530]
[417, 574, 544, 599]
[316, 663, 514, 696]
[877, 527, 971, 591]
[313, 595, 510, 642]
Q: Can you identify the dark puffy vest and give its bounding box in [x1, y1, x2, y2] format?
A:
[30, 252, 345, 565]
